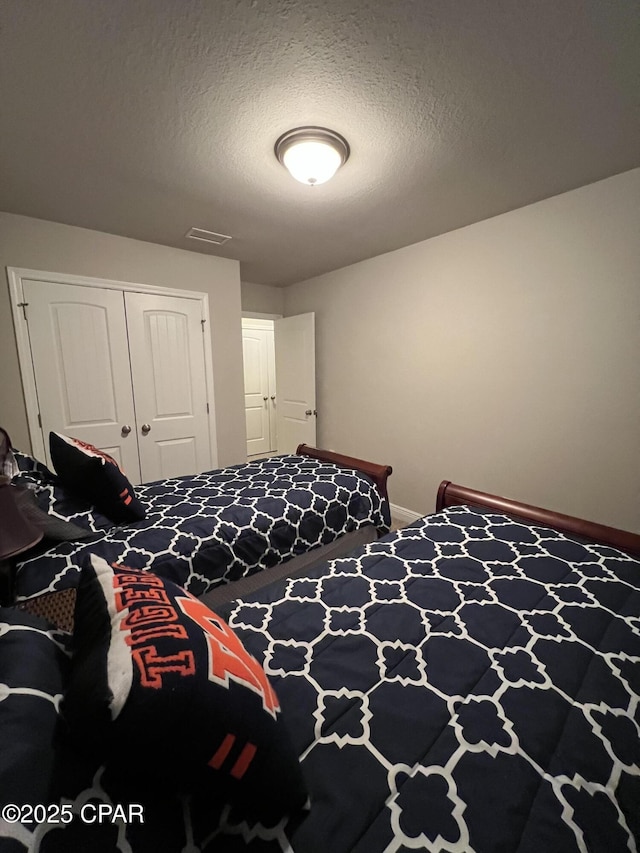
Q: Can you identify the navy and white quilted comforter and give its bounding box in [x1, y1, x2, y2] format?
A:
[215, 505, 640, 852]
[13, 454, 390, 601]
[2, 506, 638, 852]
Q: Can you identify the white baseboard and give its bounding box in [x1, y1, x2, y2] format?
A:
[389, 502, 422, 526]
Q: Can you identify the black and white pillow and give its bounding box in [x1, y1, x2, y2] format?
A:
[62, 556, 308, 824]
[12, 449, 111, 533]
[49, 433, 145, 524]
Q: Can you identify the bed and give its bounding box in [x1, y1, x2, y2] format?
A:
[9, 441, 392, 603]
[1, 480, 638, 852]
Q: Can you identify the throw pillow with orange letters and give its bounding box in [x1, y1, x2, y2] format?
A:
[62, 555, 307, 824]
[49, 432, 145, 524]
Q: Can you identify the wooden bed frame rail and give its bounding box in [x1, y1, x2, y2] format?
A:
[437, 480, 640, 557]
[296, 444, 392, 501]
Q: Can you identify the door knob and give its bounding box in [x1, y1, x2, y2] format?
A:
[141, 423, 151, 434]
[263, 396, 268, 401]
[270, 396, 276, 401]
[305, 409, 312, 416]
[121, 424, 132, 436]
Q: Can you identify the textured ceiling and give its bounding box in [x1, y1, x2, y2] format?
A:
[1, 0, 639, 286]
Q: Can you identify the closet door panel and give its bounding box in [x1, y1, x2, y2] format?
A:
[23, 280, 141, 480]
[125, 292, 212, 482]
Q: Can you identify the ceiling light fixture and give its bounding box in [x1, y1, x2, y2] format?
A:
[275, 127, 350, 186]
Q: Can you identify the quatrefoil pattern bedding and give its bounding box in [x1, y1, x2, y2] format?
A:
[216, 506, 640, 852]
[2, 506, 639, 852]
[14, 453, 390, 600]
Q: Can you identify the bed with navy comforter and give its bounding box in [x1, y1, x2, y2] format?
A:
[1, 488, 638, 852]
[11, 449, 390, 601]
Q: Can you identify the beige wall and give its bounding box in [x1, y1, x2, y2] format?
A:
[0, 213, 246, 467]
[241, 280, 284, 315]
[283, 168, 640, 533]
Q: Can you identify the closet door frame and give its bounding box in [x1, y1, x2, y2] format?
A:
[8, 267, 219, 469]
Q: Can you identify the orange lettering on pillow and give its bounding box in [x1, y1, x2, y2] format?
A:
[122, 603, 188, 645]
[177, 596, 280, 717]
[125, 623, 189, 645]
[112, 570, 187, 646]
[116, 586, 171, 608]
[114, 572, 165, 587]
[207, 734, 258, 779]
[231, 742, 257, 779]
[132, 644, 196, 688]
[208, 733, 236, 770]
[122, 605, 178, 627]
[72, 437, 124, 472]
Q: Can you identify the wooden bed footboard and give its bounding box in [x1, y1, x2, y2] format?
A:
[437, 480, 640, 557]
[296, 444, 392, 501]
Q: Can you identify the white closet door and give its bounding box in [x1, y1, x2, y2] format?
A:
[125, 292, 212, 482]
[22, 280, 141, 480]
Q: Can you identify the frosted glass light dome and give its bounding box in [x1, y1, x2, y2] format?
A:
[275, 127, 350, 186]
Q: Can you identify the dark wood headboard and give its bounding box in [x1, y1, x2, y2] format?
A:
[296, 444, 392, 501]
[437, 480, 640, 557]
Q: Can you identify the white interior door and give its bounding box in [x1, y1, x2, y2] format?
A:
[125, 292, 212, 482]
[274, 312, 316, 453]
[22, 279, 142, 481]
[242, 319, 276, 457]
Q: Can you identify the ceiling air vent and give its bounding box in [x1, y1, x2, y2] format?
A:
[185, 227, 232, 246]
